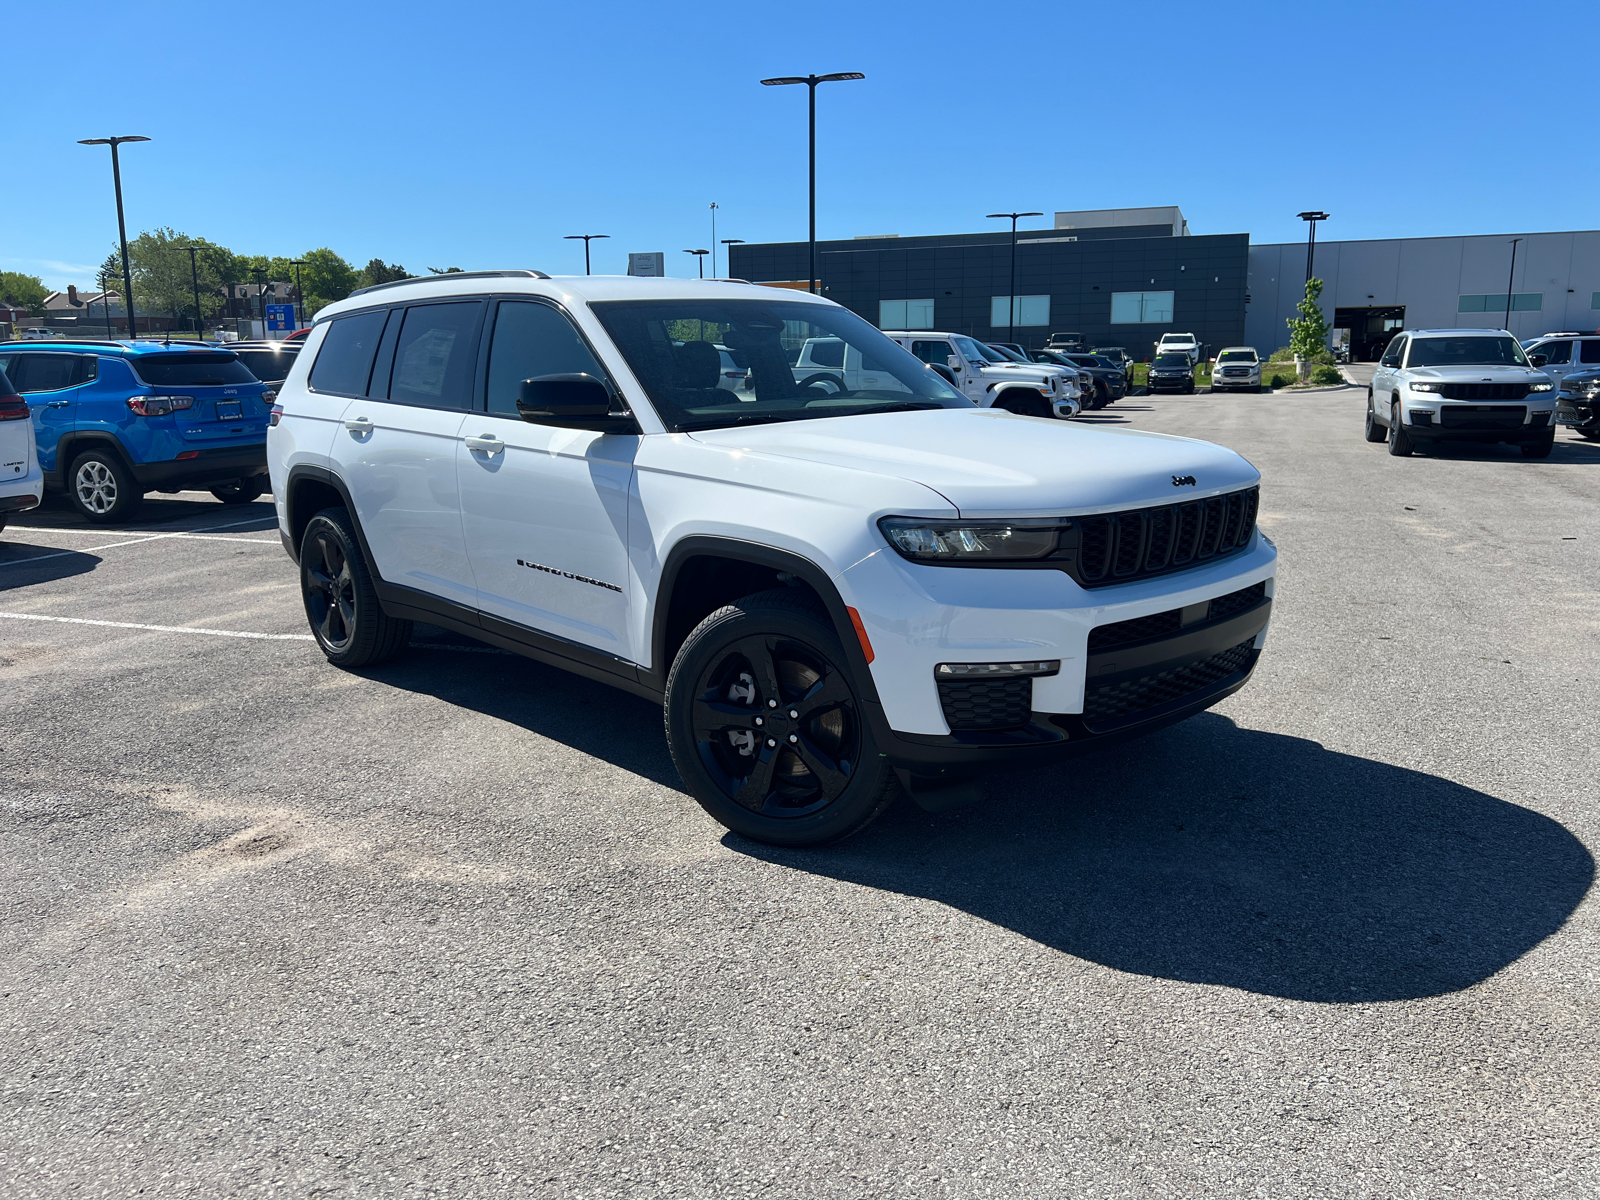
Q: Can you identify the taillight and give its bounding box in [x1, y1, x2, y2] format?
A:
[0, 394, 28, 421]
[269, 404, 284, 427]
[261, 389, 278, 404]
[127, 394, 195, 416]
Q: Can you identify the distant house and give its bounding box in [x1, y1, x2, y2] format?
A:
[220, 281, 297, 320]
[44, 285, 125, 323]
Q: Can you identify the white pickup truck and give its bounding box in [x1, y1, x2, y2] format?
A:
[857, 332, 1081, 418]
[1156, 331, 1201, 365]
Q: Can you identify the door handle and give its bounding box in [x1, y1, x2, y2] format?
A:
[45, 400, 71, 408]
[344, 417, 373, 434]
[464, 434, 505, 456]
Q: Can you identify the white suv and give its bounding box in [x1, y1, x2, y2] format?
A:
[0, 362, 42, 533]
[1157, 332, 1200, 365]
[1211, 347, 1262, 393]
[1364, 328, 1557, 458]
[883, 331, 1081, 418]
[268, 273, 1276, 845]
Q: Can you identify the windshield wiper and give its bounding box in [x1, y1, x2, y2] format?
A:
[674, 412, 815, 432]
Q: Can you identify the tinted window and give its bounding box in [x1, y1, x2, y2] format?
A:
[806, 339, 845, 368]
[1154, 353, 1191, 368]
[0, 366, 14, 396]
[1217, 350, 1256, 363]
[310, 310, 388, 395]
[1380, 338, 1404, 367]
[1536, 340, 1572, 365]
[1406, 336, 1528, 368]
[388, 302, 482, 410]
[131, 354, 254, 387]
[486, 301, 606, 417]
[910, 340, 954, 365]
[11, 353, 92, 392]
[1578, 340, 1600, 364]
[232, 349, 298, 383]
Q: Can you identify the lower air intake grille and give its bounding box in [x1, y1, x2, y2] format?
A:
[1439, 405, 1526, 430]
[938, 676, 1033, 732]
[1206, 580, 1267, 622]
[1082, 640, 1256, 727]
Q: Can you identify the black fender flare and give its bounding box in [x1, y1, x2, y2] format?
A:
[52, 431, 137, 483]
[281, 464, 377, 571]
[650, 535, 883, 709]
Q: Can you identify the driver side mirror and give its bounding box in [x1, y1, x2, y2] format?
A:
[946, 354, 964, 372]
[929, 363, 958, 386]
[1530, 354, 1548, 367]
[517, 373, 637, 433]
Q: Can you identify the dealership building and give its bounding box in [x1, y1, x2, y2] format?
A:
[727, 208, 1600, 362]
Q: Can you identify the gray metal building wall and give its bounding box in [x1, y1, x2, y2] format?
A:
[1248, 230, 1600, 353]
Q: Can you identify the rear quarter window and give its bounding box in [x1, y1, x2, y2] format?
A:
[132, 354, 256, 387]
[309, 310, 389, 396]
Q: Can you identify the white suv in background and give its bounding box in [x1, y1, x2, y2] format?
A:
[883, 331, 1080, 418]
[1519, 332, 1600, 393]
[1211, 347, 1262, 393]
[269, 273, 1275, 845]
[1365, 328, 1556, 458]
[1157, 332, 1201, 365]
[0, 362, 43, 534]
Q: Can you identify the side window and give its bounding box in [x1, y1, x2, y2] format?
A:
[1537, 340, 1572, 365]
[808, 339, 845, 369]
[309, 310, 389, 396]
[485, 301, 607, 418]
[1380, 337, 1405, 368]
[1577, 340, 1600, 365]
[387, 301, 483, 410]
[910, 340, 954, 365]
[10, 354, 83, 393]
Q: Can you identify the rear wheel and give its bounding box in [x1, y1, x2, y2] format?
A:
[664, 589, 899, 846]
[299, 507, 412, 668]
[1387, 400, 1413, 456]
[68, 449, 143, 523]
[211, 476, 267, 505]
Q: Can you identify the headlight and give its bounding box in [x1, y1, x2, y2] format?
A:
[1528, 382, 1554, 392]
[1409, 381, 1445, 393]
[878, 516, 1065, 562]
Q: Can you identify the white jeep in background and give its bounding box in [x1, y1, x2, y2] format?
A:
[1156, 332, 1201, 365]
[1365, 328, 1556, 458]
[880, 331, 1081, 418]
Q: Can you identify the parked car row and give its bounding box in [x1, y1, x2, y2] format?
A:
[0, 336, 301, 522]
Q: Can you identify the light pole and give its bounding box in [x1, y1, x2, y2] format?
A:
[290, 260, 307, 329]
[683, 249, 709, 279]
[1504, 238, 1522, 331]
[97, 266, 115, 338]
[185, 246, 206, 340]
[252, 269, 269, 336]
[759, 72, 865, 294]
[1297, 211, 1329, 283]
[563, 233, 609, 275]
[985, 211, 1043, 345]
[721, 238, 744, 279]
[78, 135, 150, 338]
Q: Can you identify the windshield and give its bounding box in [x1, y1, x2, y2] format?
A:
[590, 299, 968, 433]
[1218, 350, 1257, 363]
[951, 335, 998, 365]
[1406, 336, 1529, 368]
[1154, 353, 1191, 368]
[130, 353, 257, 387]
[987, 344, 1028, 362]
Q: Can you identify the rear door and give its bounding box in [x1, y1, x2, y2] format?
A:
[0, 364, 34, 482]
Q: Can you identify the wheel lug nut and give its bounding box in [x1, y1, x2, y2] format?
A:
[754, 716, 763, 726]
[788, 734, 798, 744]
[788, 709, 798, 719]
[767, 699, 777, 708]
[766, 738, 777, 748]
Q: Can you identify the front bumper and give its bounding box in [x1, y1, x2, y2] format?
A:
[1215, 372, 1260, 387]
[1555, 398, 1596, 427]
[1401, 399, 1556, 443]
[1147, 375, 1192, 390]
[838, 536, 1278, 776]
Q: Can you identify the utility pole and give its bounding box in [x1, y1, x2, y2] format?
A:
[1298, 211, 1329, 283]
[986, 211, 1043, 345]
[710, 203, 719, 277]
[78, 135, 150, 337]
[290, 260, 307, 329]
[759, 72, 865, 294]
[1504, 238, 1522, 331]
[562, 234, 610, 275]
[186, 246, 205, 340]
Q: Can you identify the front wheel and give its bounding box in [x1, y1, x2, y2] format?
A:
[664, 589, 899, 846]
[299, 507, 412, 667]
[1521, 433, 1555, 459]
[1387, 400, 1413, 456]
[211, 476, 267, 505]
[68, 449, 143, 523]
[1363, 393, 1386, 442]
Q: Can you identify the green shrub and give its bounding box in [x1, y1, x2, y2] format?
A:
[1311, 364, 1344, 386]
[1267, 372, 1297, 390]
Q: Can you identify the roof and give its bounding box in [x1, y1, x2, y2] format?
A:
[0, 339, 242, 357]
[1406, 328, 1515, 337]
[316, 273, 832, 322]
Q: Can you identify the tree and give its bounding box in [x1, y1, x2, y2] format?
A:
[358, 259, 410, 289]
[1286, 277, 1332, 378]
[0, 271, 49, 314]
[288, 248, 358, 316]
[427, 266, 463, 274]
[122, 228, 231, 323]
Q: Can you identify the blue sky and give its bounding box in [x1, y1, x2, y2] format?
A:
[5, 0, 1597, 291]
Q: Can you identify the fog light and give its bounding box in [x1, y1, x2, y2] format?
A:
[935, 660, 1060, 679]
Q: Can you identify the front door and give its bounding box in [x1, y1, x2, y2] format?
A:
[327, 301, 483, 608]
[456, 298, 637, 659]
[0, 352, 96, 473]
[1533, 339, 1574, 389]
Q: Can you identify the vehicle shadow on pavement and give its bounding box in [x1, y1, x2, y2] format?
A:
[1415, 439, 1600, 465]
[732, 713, 1594, 1003]
[0, 542, 100, 590]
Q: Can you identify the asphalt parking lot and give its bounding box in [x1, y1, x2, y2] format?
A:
[3, 387, 1598, 1199]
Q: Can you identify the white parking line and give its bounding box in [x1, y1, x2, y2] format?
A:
[0, 517, 280, 567]
[0, 612, 315, 641]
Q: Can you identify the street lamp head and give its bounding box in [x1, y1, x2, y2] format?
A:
[78, 135, 151, 146]
[986, 211, 1044, 220]
[721, 239, 744, 245]
[564, 234, 610, 241]
[760, 76, 808, 86]
[761, 73, 864, 86]
[816, 72, 865, 82]
[1297, 211, 1330, 222]
[683, 249, 709, 255]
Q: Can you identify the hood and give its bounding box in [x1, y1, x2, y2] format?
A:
[687, 408, 1258, 516]
[1408, 366, 1551, 383]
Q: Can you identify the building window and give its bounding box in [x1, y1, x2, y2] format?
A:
[1458, 293, 1542, 313]
[1591, 292, 1600, 310]
[1110, 290, 1174, 324]
[879, 298, 934, 329]
[989, 296, 1049, 328]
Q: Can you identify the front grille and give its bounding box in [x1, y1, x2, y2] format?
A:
[1221, 368, 1252, 377]
[1440, 405, 1526, 430]
[1086, 581, 1268, 653]
[1439, 383, 1529, 401]
[1073, 488, 1258, 588]
[1082, 640, 1256, 728]
[938, 676, 1033, 732]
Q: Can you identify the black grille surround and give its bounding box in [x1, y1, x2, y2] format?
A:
[1083, 640, 1257, 729]
[937, 676, 1034, 732]
[1438, 383, 1529, 401]
[1439, 405, 1527, 431]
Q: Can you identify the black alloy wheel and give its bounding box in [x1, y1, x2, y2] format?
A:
[1521, 432, 1555, 459]
[665, 589, 898, 846]
[1363, 391, 1386, 442]
[299, 506, 412, 667]
[1387, 399, 1413, 457]
[211, 476, 267, 505]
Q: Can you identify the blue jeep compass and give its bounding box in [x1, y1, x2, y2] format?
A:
[0, 341, 272, 522]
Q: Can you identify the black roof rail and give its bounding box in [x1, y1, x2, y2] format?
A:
[346, 269, 552, 299]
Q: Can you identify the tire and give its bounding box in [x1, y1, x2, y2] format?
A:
[1094, 381, 1109, 408]
[1578, 426, 1600, 441]
[299, 507, 412, 668]
[211, 476, 267, 505]
[664, 588, 899, 847]
[1253, 385, 1263, 394]
[995, 391, 1048, 417]
[68, 448, 143, 523]
[1387, 400, 1413, 457]
[1184, 382, 1195, 394]
[1521, 433, 1555, 459]
[1363, 392, 1386, 442]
